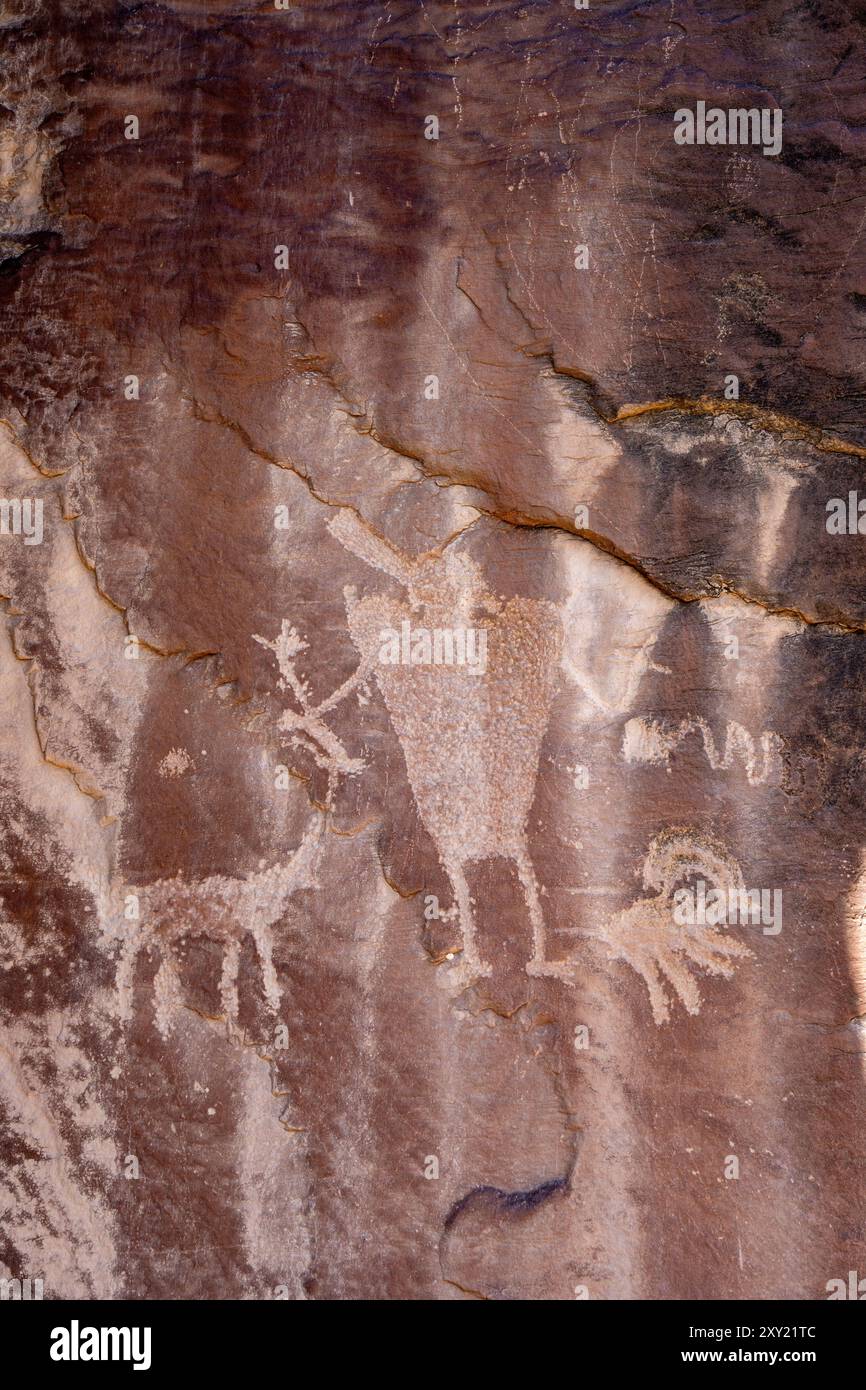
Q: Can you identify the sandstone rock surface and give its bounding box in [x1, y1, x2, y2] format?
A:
[1, 0, 865, 1300]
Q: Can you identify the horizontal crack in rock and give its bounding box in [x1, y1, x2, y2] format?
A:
[609, 394, 866, 459]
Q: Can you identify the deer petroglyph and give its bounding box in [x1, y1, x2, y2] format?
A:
[110, 813, 323, 1038]
[97, 608, 381, 1037]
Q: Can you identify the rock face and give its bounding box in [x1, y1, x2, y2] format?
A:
[1, 0, 865, 1302]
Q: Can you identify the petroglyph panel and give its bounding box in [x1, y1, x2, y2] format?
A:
[1, 0, 865, 1310]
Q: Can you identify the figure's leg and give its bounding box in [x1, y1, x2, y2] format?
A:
[518, 847, 573, 979]
[220, 937, 241, 1026]
[444, 858, 490, 979]
[655, 948, 702, 1018]
[632, 952, 672, 1026]
[251, 919, 282, 1013]
[679, 928, 753, 975]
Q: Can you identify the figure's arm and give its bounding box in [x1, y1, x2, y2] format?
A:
[280, 707, 365, 777]
[314, 642, 375, 717]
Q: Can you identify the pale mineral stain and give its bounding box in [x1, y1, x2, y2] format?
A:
[554, 534, 674, 717]
[844, 854, 866, 1079]
[0, 1017, 117, 1298]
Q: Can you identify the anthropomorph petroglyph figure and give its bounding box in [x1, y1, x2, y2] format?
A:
[326, 508, 565, 982]
[592, 830, 754, 1024]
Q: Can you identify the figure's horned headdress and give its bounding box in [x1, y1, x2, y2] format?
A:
[327, 508, 496, 616]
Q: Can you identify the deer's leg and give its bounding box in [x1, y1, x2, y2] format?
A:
[314, 651, 375, 717]
[152, 947, 184, 1039]
[444, 858, 490, 978]
[114, 925, 150, 1023]
[519, 847, 573, 980]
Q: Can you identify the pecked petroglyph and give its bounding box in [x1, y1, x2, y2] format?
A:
[107, 813, 323, 1039]
[157, 747, 195, 779]
[132, 511, 764, 1031]
[93, 614, 380, 1039]
[622, 715, 782, 786]
[253, 620, 368, 805]
[327, 509, 564, 981]
[94, 521, 767, 1031]
[592, 830, 754, 1025]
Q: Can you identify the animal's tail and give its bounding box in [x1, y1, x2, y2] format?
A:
[642, 828, 744, 902]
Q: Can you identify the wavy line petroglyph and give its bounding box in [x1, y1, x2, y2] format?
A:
[622, 715, 783, 785]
